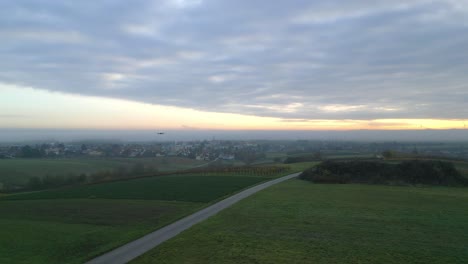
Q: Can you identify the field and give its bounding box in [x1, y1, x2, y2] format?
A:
[133, 179, 468, 264]
[0, 157, 205, 187]
[324, 153, 375, 159]
[0, 199, 202, 264]
[277, 161, 318, 172]
[0, 172, 271, 264]
[4, 175, 267, 202]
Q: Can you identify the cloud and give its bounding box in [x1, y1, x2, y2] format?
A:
[0, 114, 30, 119]
[1, 0, 468, 120]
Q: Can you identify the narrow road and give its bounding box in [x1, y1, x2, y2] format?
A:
[86, 172, 301, 264]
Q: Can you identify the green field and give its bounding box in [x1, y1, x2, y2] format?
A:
[0, 157, 205, 187]
[0, 172, 270, 264]
[0, 199, 202, 264]
[278, 161, 318, 172]
[325, 154, 375, 159]
[4, 175, 267, 202]
[133, 180, 468, 264]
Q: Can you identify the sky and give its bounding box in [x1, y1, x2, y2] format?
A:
[1, 0, 468, 132]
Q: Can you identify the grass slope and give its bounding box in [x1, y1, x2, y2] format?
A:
[4, 175, 267, 202]
[133, 180, 468, 264]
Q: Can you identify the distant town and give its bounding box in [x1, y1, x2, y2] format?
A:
[1, 140, 467, 161]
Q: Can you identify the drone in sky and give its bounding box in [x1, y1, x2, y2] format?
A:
[157, 132, 165, 135]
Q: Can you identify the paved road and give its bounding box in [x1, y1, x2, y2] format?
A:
[86, 172, 301, 264]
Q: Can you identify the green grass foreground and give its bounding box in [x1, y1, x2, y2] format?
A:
[0, 173, 271, 263]
[0, 199, 203, 264]
[133, 180, 468, 264]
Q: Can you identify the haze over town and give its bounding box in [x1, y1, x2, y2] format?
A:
[1, 129, 468, 143]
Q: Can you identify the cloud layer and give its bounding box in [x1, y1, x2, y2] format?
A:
[2, 0, 468, 119]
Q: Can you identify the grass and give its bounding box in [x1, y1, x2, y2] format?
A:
[278, 161, 318, 172]
[3, 174, 268, 203]
[0, 169, 276, 264]
[0, 157, 205, 186]
[133, 179, 468, 264]
[325, 154, 375, 159]
[0, 199, 203, 264]
[265, 152, 288, 159]
[0, 158, 119, 186]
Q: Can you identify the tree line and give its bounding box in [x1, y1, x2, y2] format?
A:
[187, 165, 290, 176]
[300, 160, 468, 186]
[283, 152, 323, 164]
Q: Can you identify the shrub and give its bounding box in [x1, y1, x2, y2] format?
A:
[300, 160, 467, 186]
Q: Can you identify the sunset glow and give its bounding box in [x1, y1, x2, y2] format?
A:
[1, 84, 466, 131]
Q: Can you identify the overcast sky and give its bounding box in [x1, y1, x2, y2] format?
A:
[1, 0, 468, 129]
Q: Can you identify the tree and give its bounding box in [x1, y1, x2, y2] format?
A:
[382, 150, 394, 159]
[273, 157, 282, 163]
[131, 163, 145, 175]
[28, 176, 42, 189]
[20, 145, 43, 158]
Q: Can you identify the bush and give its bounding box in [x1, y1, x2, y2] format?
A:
[300, 160, 468, 186]
[284, 152, 322, 164]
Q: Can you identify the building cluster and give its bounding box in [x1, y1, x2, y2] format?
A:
[0, 140, 467, 160]
[0, 140, 266, 161]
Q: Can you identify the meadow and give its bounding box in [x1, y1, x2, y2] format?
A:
[0, 171, 273, 264]
[0, 199, 202, 264]
[133, 179, 468, 264]
[277, 161, 318, 172]
[0, 157, 205, 187]
[4, 175, 267, 202]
